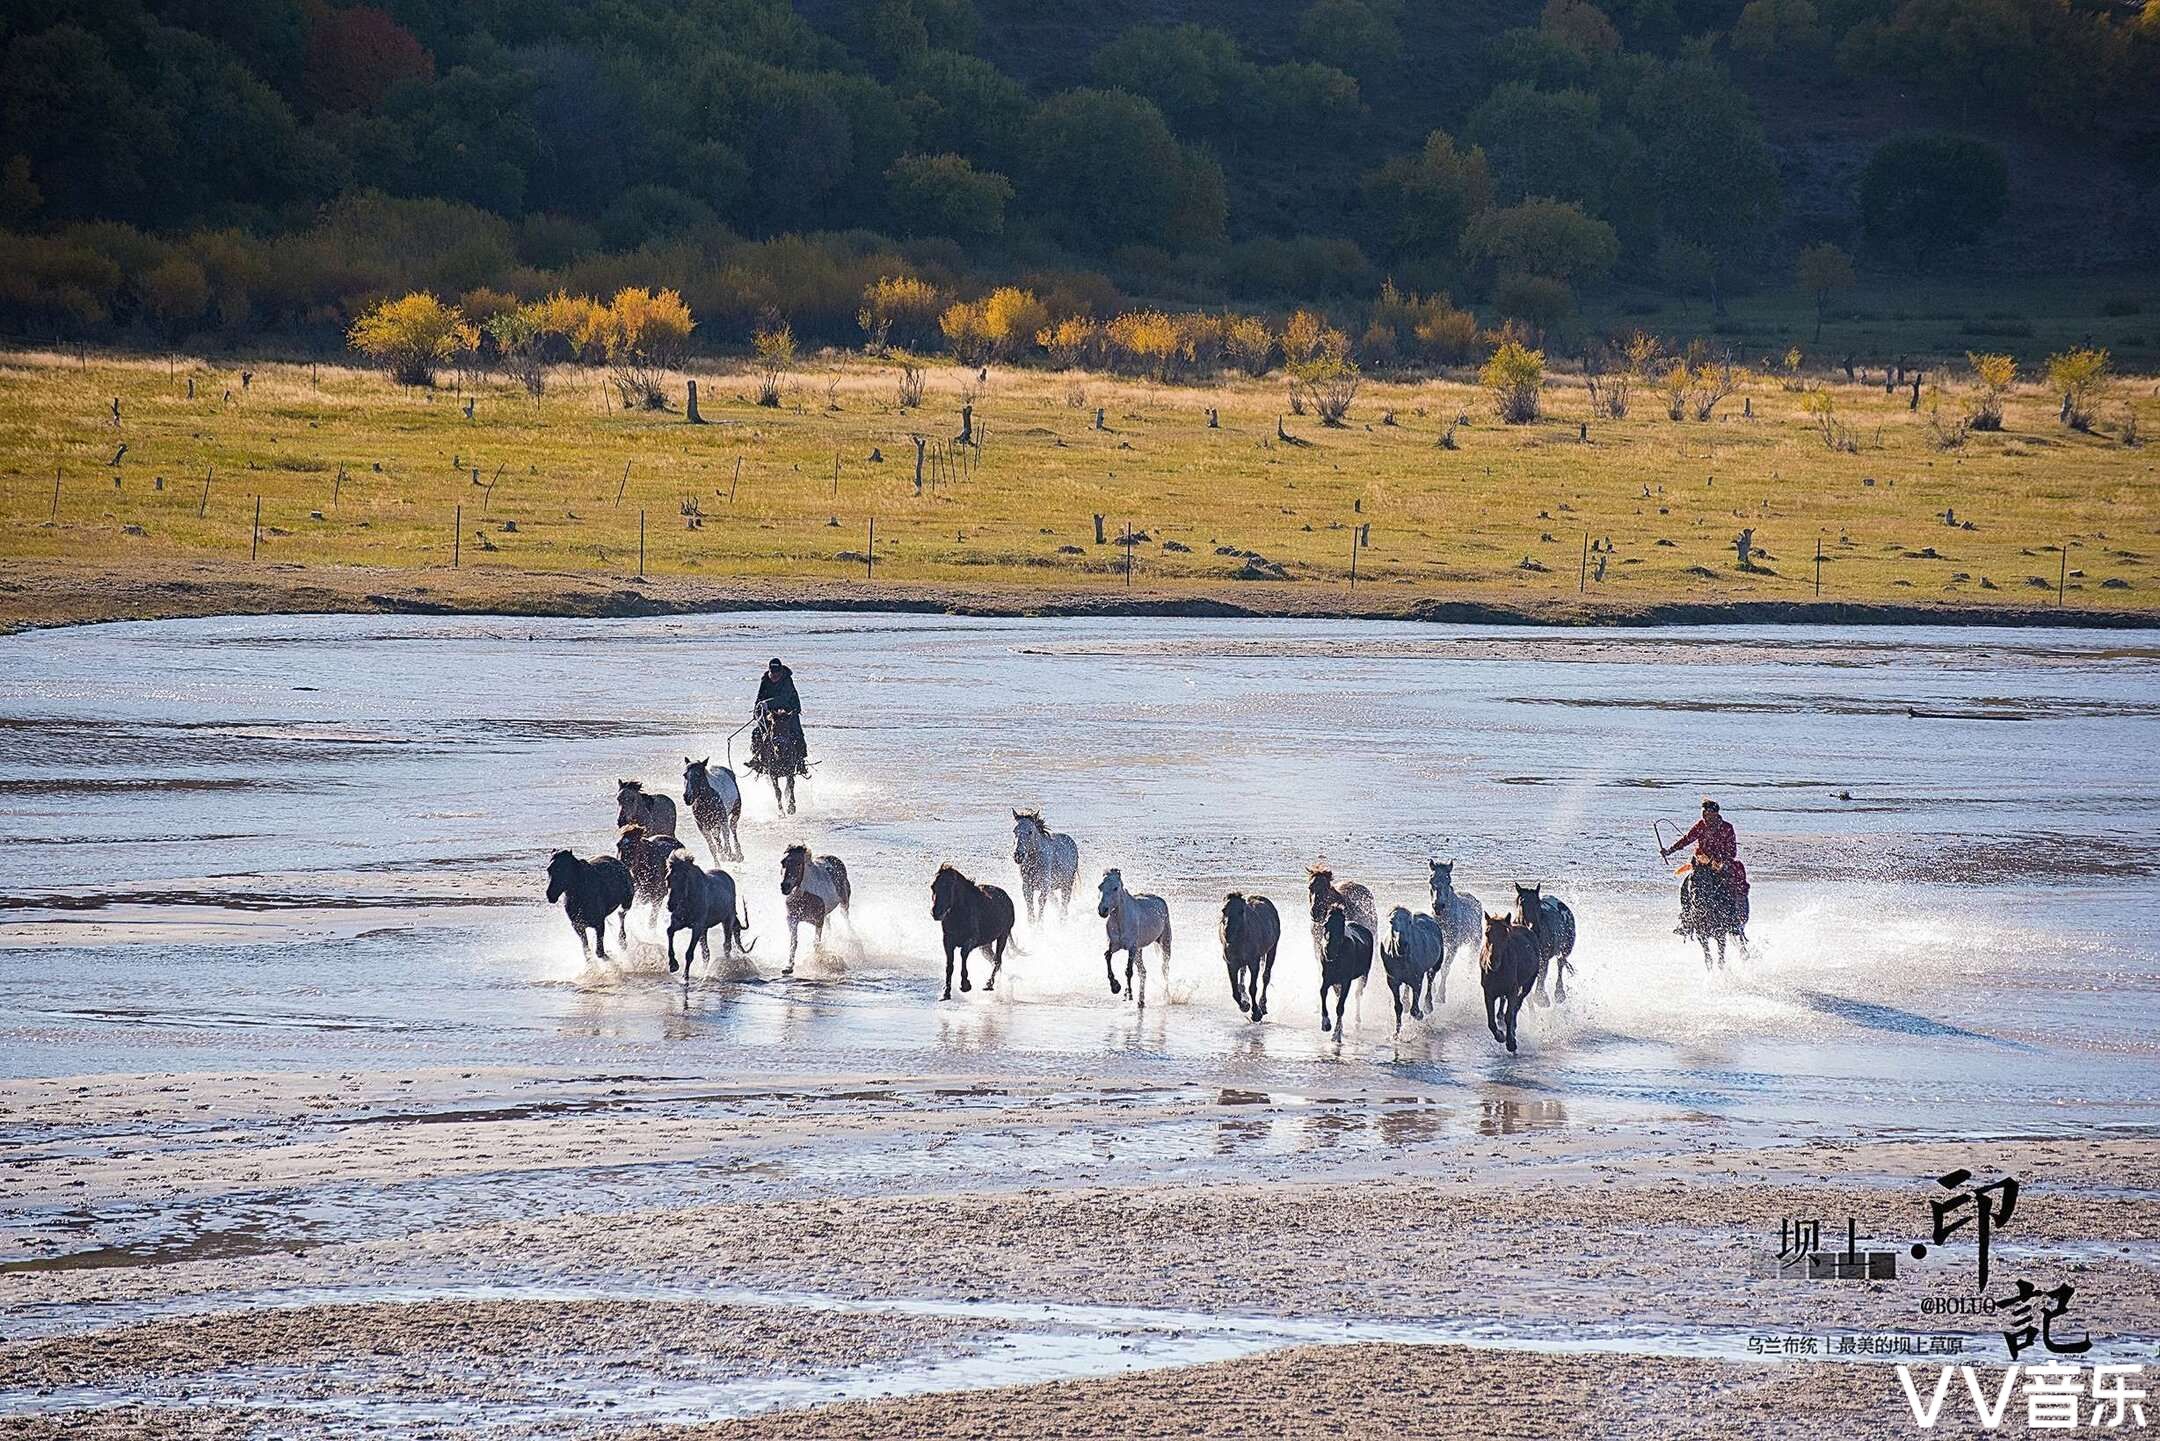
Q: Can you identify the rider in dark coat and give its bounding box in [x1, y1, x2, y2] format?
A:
[752, 658, 809, 777]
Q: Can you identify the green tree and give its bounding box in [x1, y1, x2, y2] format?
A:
[1731, 0, 1827, 59]
[1295, 0, 1402, 81]
[885, 152, 1013, 239]
[1019, 89, 1226, 249]
[893, 50, 1029, 165]
[1466, 84, 1613, 209]
[1093, 24, 1256, 131]
[1361, 131, 1493, 274]
[1461, 199, 1619, 285]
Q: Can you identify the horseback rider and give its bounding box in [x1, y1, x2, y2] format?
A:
[751, 657, 809, 775]
[1661, 798, 1748, 932]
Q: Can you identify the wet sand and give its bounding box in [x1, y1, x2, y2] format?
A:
[5, 1067, 2157, 1437]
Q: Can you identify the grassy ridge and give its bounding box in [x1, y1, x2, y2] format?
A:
[2, 347, 2154, 616]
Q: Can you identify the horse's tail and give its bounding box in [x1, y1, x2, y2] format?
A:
[1159, 911, 1172, 958]
[826, 856, 852, 910]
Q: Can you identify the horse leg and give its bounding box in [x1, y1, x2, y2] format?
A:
[1392, 982, 1405, 1036]
[942, 944, 954, 1001]
[1319, 981, 1332, 1034]
[985, 937, 1005, 992]
[1504, 993, 1522, 1054]
[785, 916, 799, 976]
[785, 775, 796, 815]
[1553, 952, 1570, 1004]
[1104, 946, 1120, 996]
[958, 943, 973, 993]
[666, 924, 679, 972]
[1131, 950, 1145, 1010]
[1227, 960, 1248, 1018]
[573, 919, 590, 959]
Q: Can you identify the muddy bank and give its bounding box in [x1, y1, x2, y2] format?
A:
[5, 1066, 2157, 1438]
[1, 559, 2151, 636]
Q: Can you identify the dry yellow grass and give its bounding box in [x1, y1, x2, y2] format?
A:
[2, 346, 2155, 617]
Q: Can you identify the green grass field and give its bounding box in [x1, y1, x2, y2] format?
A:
[3, 344, 2155, 617]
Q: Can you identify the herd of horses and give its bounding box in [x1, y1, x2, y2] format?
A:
[542, 760, 1597, 1054]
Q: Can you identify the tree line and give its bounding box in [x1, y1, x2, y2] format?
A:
[3, 0, 2154, 353]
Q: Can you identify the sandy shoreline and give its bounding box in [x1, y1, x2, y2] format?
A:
[1, 558, 2152, 636]
[5, 1066, 2155, 1438]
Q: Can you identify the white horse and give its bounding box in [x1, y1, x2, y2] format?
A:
[1012, 809, 1080, 923]
[684, 758, 743, 862]
[1097, 868, 1172, 1008]
[1427, 859, 1485, 1006]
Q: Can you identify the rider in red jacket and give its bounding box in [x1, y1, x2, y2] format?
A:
[1662, 799, 1748, 930]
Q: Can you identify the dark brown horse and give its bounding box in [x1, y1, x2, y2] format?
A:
[617, 824, 687, 930]
[1480, 913, 1540, 1053]
[1219, 892, 1281, 1021]
[778, 843, 851, 975]
[929, 864, 1016, 999]
[1679, 855, 1747, 970]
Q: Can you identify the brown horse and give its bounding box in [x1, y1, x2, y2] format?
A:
[930, 864, 1016, 999]
[1306, 865, 1378, 959]
[779, 843, 851, 975]
[1480, 913, 1540, 1053]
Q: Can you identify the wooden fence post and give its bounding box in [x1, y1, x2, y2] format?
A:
[1579, 532, 1589, 593]
[866, 517, 875, 580]
[251, 495, 261, 560]
[639, 509, 646, 579]
[453, 504, 461, 568]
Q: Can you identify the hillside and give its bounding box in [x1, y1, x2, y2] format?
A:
[1, 0, 2155, 354]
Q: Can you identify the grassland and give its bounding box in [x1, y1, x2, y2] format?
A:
[1, 343, 2155, 632]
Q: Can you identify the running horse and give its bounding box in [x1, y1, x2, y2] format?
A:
[748, 705, 809, 815]
[778, 844, 851, 974]
[1678, 855, 1748, 970]
[1512, 883, 1578, 1005]
[682, 758, 743, 862]
[1011, 809, 1080, 923]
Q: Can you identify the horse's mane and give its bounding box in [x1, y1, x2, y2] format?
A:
[620, 779, 644, 793]
[619, 823, 646, 840]
[1014, 807, 1043, 823]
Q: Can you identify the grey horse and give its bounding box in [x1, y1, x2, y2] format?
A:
[1380, 906, 1445, 1035]
[1427, 859, 1484, 1006]
[1012, 809, 1081, 923]
[665, 852, 752, 985]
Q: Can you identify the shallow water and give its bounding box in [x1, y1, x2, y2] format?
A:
[2, 614, 2157, 1129]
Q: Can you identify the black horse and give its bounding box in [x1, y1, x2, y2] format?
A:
[1679, 855, 1748, 969]
[1512, 883, 1578, 1005]
[545, 850, 633, 960]
[749, 661, 810, 814]
[930, 863, 1017, 1000]
[1317, 904, 1374, 1040]
[1219, 892, 1281, 1021]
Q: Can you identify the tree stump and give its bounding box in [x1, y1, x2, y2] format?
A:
[1093, 513, 1106, 545]
[686, 379, 708, 424]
